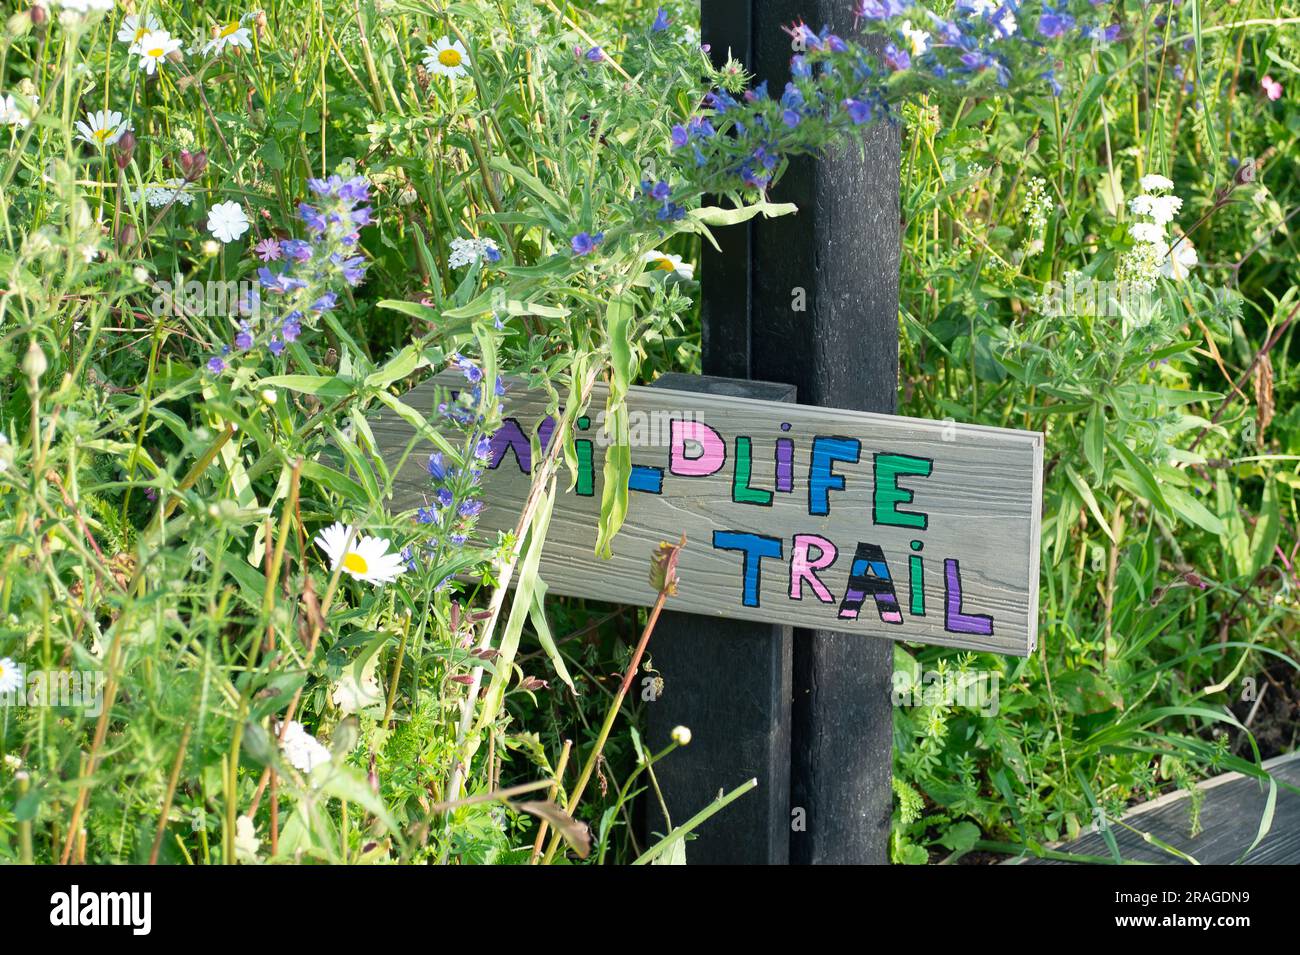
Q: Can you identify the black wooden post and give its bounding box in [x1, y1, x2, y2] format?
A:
[645, 374, 796, 864]
[750, 1, 901, 866]
[651, 0, 901, 864]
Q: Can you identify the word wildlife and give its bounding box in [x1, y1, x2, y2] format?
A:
[491, 413, 996, 637]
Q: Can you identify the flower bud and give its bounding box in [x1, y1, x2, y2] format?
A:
[115, 130, 135, 170]
[178, 149, 207, 182]
[29, 5, 45, 26]
[23, 339, 47, 382]
[259, 388, 277, 406]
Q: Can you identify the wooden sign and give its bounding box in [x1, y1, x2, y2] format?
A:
[374, 373, 1043, 656]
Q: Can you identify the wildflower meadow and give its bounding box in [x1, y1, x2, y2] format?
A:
[0, 0, 1298, 877]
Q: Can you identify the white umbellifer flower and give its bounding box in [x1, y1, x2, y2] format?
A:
[899, 21, 930, 57]
[75, 109, 129, 147]
[1139, 173, 1174, 192]
[1129, 193, 1182, 226]
[448, 236, 499, 268]
[137, 178, 195, 207]
[277, 720, 331, 774]
[671, 725, 692, 745]
[202, 16, 255, 56]
[1161, 236, 1198, 280]
[118, 13, 162, 47]
[642, 250, 695, 280]
[315, 522, 408, 585]
[207, 201, 250, 243]
[0, 657, 22, 695]
[3, 754, 20, 771]
[133, 29, 184, 75]
[1129, 222, 1165, 245]
[423, 37, 469, 78]
[0, 93, 35, 129]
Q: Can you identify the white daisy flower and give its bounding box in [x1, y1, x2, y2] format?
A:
[1139, 173, 1174, 192]
[1161, 236, 1198, 280]
[202, 16, 254, 56]
[642, 250, 695, 280]
[75, 109, 129, 147]
[899, 21, 931, 57]
[0, 657, 23, 695]
[0, 93, 35, 129]
[118, 13, 162, 47]
[423, 37, 469, 78]
[133, 29, 184, 75]
[315, 521, 408, 585]
[206, 201, 250, 243]
[276, 720, 331, 774]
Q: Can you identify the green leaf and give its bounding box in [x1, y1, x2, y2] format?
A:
[530, 578, 575, 693]
[1064, 464, 1115, 543]
[1109, 436, 1168, 512]
[1163, 484, 1224, 535]
[688, 199, 798, 227]
[1083, 404, 1105, 482]
[364, 343, 430, 390]
[260, 374, 356, 400]
[1249, 478, 1280, 576]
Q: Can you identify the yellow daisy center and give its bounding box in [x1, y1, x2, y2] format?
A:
[93, 128, 110, 142]
[134, 27, 149, 41]
[147, 47, 165, 57]
[438, 48, 463, 68]
[219, 21, 241, 38]
[654, 257, 676, 272]
[342, 551, 369, 575]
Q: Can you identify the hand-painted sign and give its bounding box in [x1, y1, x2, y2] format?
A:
[375, 373, 1043, 655]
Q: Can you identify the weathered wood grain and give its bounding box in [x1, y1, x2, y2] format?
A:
[1014, 752, 1300, 864]
[372, 369, 1043, 656]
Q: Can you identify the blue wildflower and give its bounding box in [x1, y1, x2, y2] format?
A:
[571, 231, 604, 255]
[651, 7, 670, 31]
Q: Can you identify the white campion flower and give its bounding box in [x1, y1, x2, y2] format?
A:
[0, 93, 35, 129]
[642, 250, 695, 280]
[331, 660, 384, 715]
[899, 21, 931, 57]
[315, 522, 408, 585]
[75, 109, 129, 147]
[201, 16, 255, 56]
[1161, 236, 1198, 280]
[0, 657, 23, 695]
[117, 13, 162, 47]
[133, 29, 184, 75]
[234, 815, 261, 863]
[423, 37, 469, 78]
[1139, 173, 1174, 192]
[276, 721, 331, 774]
[206, 201, 250, 243]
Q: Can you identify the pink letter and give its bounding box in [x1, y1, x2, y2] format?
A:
[790, 534, 837, 603]
[669, 419, 726, 476]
